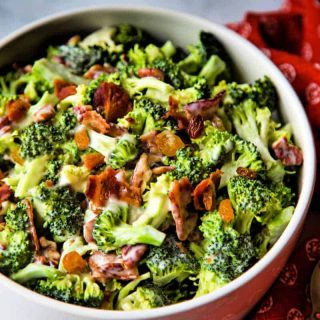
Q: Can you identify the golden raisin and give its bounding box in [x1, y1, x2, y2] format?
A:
[62, 251, 87, 274]
[155, 130, 185, 157]
[218, 199, 234, 223]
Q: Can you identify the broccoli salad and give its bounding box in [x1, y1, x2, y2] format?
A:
[0, 24, 303, 310]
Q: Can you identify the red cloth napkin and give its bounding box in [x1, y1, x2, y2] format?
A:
[227, 1, 320, 319]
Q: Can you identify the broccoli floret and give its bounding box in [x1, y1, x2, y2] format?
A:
[192, 121, 234, 166]
[14, 156, 48, 198]
[19, 123, 64, 159]
[92, 200, 165, 251]
[43, 159, 63, 184]
[133, 174, 171, 228]
[146, 235, 199, 286]
[35, 274, 104, 308]
[168, 146, 210, 185]
[108, 134, 139, 169]
[32, 185, 84, 242]
[117, 284, 168, 310]
[32, 58, 90, 86]
[59, 140, 81, 165]
[227, 176, 283, 234]
[58, 165, 90, 193]
[87, 129, 117, 159]
[196, 210, 256, 295]
[229, 99, 285, 182]
[5, 201, 28, 231]
[10, 263, 64, 283]
[0, 230, 33, 275]
[270, 181, 295, 207]
[199, 55, 226, 86]
[53, 45, 107, 75]
[54, 109, 77, 135]
[220, 136, 265, 188]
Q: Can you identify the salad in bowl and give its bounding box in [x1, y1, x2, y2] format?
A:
[0, 23, 303, 310]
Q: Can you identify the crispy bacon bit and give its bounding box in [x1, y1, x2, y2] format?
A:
[272, 137, 303, 166]
[138, 68, 164, 81]
[39, 237, 60, 267]
[152, 165, 176, 175]
[74, 127, 90, 150]
[82, 152, 105, 171]
[0, 125, 11, 136]
[86, 167, 139, 207]
[53, 79, 77, 100]
[187, 115, 204, 138]
[236, 167, 257, 180]
[73, 105, 92, 121]
[140, 130, 161, 155]
[63, 251, 87, 274]
[83, 218, 97, 244]
[218, 199, 234, 223]
[24, 199, 40, 254]
[89, 251, 139, 282]
[6, 97, 30, 122]
[169, 177, 197, 241]
[121, 245, 148, 268]
[184, 90, 226, 120]
[84, 64, 117, 79]
[0, 182, 13, 203]
[81, 110, 110, 134]
[32, 104, 55, 123]
[0, 116, 9, 128]
[93, 82, 132, 123]
[131, 153, 152, 197]
[106, 123, 127, 137]
[155, 130, 185, 157]
[192, 170, 222, 211]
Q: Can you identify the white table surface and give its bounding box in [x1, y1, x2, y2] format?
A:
[0, 0, 282, 319]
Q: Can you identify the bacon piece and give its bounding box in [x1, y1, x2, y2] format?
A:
[73, 105, 92, 121]
[138, 68, 164, 81]
[24, 199, 40, 254]
[84, 64, 117, 79]
[131, 153, 152, 197]
[86, 167, 139, 207]
[106, 123, 127, 137]
[0, 116, 9, 128]
[121, 244, 148, 268]
[93, 82, 132, 123]
[53, 79, 77, 100]
[166, 96, 188, 129]
[74, 127, 90, 150]
[140, 130, 161, 155]
[152, 165, 176, 175]
[63, 251, 87, 274]
[39, 237, 60, 267]
[89, 251, 139, 282]
[82, 153, 105, 171]
[0, 125, 11, 136]
[83, 217, 97, 244]
[192, 170, 222, 211]
[6, 97, 30, 122]
[272, 137, 303, 166]
[0, 182, 12, 203]
[236, 167, 257, 180]
[169, 177, 197, 241]
[81, 110, 110, 134]
[184, 90, 226, 120]
[32, 104, 55, 123]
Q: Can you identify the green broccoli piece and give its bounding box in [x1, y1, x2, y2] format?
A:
[32, 185, 84, 242]
[87, 128, 117, 159]
[58, 164, 90, 193]
[192, 121, 234, 166]
[199, 55, 226, 86]
[133, 174, 171, 228]
[93, 200, 165, 252]
[32, 58, 90, 86]
[108, 134, 139, 169]
[168, 146, 211, 185]
[229, 99, 285, 182]
[10, 263, 64, 283]
[0, 230, 33, 275]
[59, 140, 81, 165]
[54, 109, 78, 135]
[19, 123, 64, 159]
[220, 136, 265, 188]
[270, 181, 295, 207]
[43, 159, 63, 184]
[146, 235, 199, 286]
[117, 284, 168, 310]
[227, 176, 283, 234]
[35, 274, 104, 308]
[5, 201, 29, 231]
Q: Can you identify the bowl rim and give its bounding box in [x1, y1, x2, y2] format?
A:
[0, 5, 316, 319]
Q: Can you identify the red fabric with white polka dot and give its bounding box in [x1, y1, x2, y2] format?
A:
[228, 1, 320, 319]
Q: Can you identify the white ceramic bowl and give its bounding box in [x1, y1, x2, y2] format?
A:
[0, 6, 316, 320]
